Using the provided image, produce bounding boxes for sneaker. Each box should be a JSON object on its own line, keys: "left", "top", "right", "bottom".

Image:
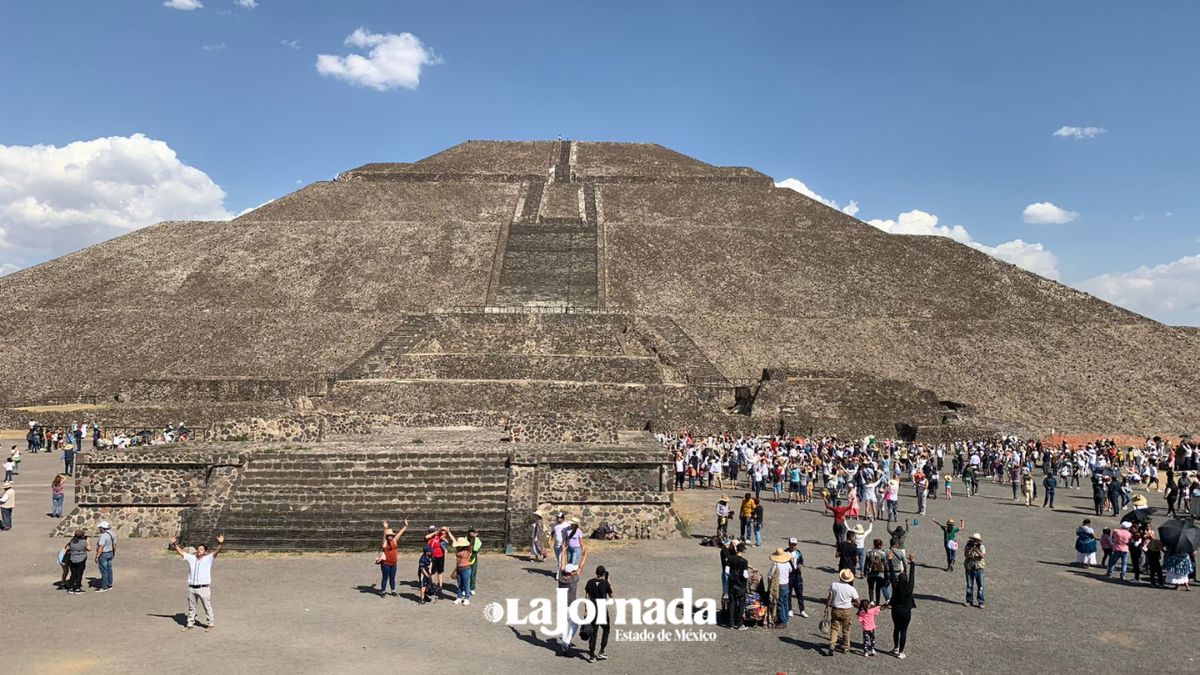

{"left": 453, "top": 598, "right": 463, "bottom": 605}
{"left": 587, "top": 656, "right": 597, "bottom": 663}
{"left": 799, "top": 610, "right": 809, "bottom": 618}
{"left": 597, "top": 653, "right": 607, "bottom": 660}
{"left": 898, "top": 653, "right": 907, "bottom": 659}
{"left": 97, "top": 588, "right": 109, "bottom": 593}
{"left": 789, "top": 610, "right": 796, "bottom": 617}
{"left": 978, "top": 604, "right": 985, "bottom": 609}
{"left": 205, "top": 626, "right": 215, "bottom": 633}
{"left": 463, "top": 599, "right": 470, "bottom": 606}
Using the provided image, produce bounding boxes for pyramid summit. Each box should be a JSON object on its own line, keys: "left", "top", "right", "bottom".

{"left": 1, "top": 139, "right": 1197, "bottom": 437}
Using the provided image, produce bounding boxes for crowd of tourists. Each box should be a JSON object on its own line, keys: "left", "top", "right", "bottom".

{"left": 661, "top": 430, "right": 1199, "bottom": 657}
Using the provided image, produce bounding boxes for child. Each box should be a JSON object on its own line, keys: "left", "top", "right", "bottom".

{"left": 856, "top": 598, "right": 881, "bottom": 657}
{"left": 1099, "top": 528, "right": 1113, "bottom": 568}
{"left": 418, "top": 547, "right": 435, "bottom": 605}
{"left": 944, "top": 474, "right": 953, "bottom": 500}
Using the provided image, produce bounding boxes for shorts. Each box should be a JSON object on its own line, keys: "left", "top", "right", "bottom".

{"left": 431, "top": 556, "right": 446, "bottom": 575}
{"left": 789, "top": 481, "right": 801, "bottom": 492}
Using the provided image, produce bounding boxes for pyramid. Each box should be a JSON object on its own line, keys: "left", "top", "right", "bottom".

{"left": 1, "top": 139, "right": 1197, "bottom": 437}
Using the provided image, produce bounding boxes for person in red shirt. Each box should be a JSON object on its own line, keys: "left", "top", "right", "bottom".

{"left": 824, "top": 494, "right": 853, "bottom": 545}
{"left": 1105, "top": 521, "right": 1133, "bottom": 580}
{"left": 424, "top": 525, "right": 453, "bottom": 598}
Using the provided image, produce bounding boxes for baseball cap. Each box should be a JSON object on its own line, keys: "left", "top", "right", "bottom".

{"left": 788, "top": 537, "right": 798, "bottom": 544}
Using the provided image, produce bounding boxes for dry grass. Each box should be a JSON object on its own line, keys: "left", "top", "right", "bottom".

{"left": 13, "top": 403, "right": 104, "bottom": 413}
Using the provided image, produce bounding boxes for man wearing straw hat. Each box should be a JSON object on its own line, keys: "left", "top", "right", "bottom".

{"left": 963, "top": 532, "right": 986, "bottom": 608}
{"left": 767, "top": 547, "right": 793, "bottom": 627}
{"left": 823, "top": 568, "right": 859, "bottom": 656}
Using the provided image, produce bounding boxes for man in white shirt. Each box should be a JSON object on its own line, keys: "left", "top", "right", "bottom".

{"left": 824, "top": 568, "right": 860, "bottom": 656}
{"left": 552, "top": 513, "right": 569, "bottom": 580}
{"left": 170, "top": 533, "right": 224, "bottom": 632}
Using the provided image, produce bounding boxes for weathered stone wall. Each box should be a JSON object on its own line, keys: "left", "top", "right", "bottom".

{"left": 506, "top": 415, "right": 618, "bottom": 444}
{"left": 119, "top": 377, "right": 331, "bottom": 403}
{"left": 53, "top": 506, "right": 191, "bottom": 538}
{"left": 377, "top": 353, "right": 662, "bottom": 384}
{"left": 76, "top": 466, "right": 206, "bottom": 505}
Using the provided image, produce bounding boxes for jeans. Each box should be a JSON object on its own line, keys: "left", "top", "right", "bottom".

{"left": 916, "top": 491, "right": 926, "bottom": 513}
{"left": 3, "top": 470, "right": 10, "bottom": 481}
{"left": 790, "top": 576, "right": 805, "bottom": 612}
{"left": 588, "top": 619, "right": 610, "bottom": 657}
{"left": 867, "top": 576, "right": 889, "bottom": 604}
{"left": 856, "top": 548, "right": 866, "bottom": 575}
{"left": 98, "top": 552, "right": 114, "bottom": 589}
{"left": 1, "top": 507, "right": 11, "bottom": 530}
{"left": 753, "top": 522, "right": 762, "bottom": 547}
{"left": 379, "top": 563, "right": 396, "bottom": 592}
{"left": 966, "top": 568, "right": 985, "bottom": 605}
{"left": 886, "top": 501, "right": 898, "bottom": 521}
{"left": 456, "top": 566, "right": 473, "bottom": 599}
{"left": 833, "top": 522, "right": 847, "bottom": 546}
{"left": 753, "top": 479, "right": 763, "bottom": 500}
{"left": 52, "top": 494, "right": 64, "bottom": 517}
{"left": 740, "top": 517, "right": 752, "bottom": 541}
{"left": 1106, "top": 551, "right": 1129, "bottom": 578}
{"left": 470, "top": 558, "right": 479, "bottom": 591}
{"left": 68, "top": 560, "right": 86, "bottom": 591}
{"left": 1043, "top": 489, "right": 1055, "bottom": 508}
{"left": 567, "top": 546, "right": 581, "bottom": 565}
{"left": 775, "top": 585, "right": 790, "bottom": 626}
{"left": 64, "top": 457, "right": 74, "bottom": 476}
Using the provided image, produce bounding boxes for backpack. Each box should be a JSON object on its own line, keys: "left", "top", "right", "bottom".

{"left": 866, "top": 550, "right": 885, "bottom": 574}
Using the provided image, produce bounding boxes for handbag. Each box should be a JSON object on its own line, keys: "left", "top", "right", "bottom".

{"left": 374, "top": 551, "right": 385, "bottom": 565}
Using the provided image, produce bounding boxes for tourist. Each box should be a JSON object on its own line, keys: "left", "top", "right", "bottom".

{"left": 9, "top": 446, "right": 19, "bottom": 476}
{"left": 378, "top": 519, "right": 408, "bottom": 596}
{"left": 913, "top": 470, "right": 928, "bottom": 515}
{"left": 673, "top": 451, "right": 685, "bottom": 491}
{"left": 50, "top": 474, "right": 66, "bottom": 518}
{"left": 963, "top": 533, "right": 986, "bottom": 608}
{"left": 467, "top": 527, "right": 482, "bottom": 594}
{"left": 1163, "top": 543, "right": 1193, "bottom": 590}
{"left": 452, "top": 536, "right": 473, "bottom": 605}
{"left": 751, "top": 498, "right": 764, "bottom": 547}
{"left": 64, "top": 529, "right": 90, "bottom": 593}
{"left": 1092, "top": 475, "right": 1106, "bottom": 515}
{"left": 1042, "top": 472, "right": 1058, "bottom": 508}
{"left": 786, "top": 537, "right": 808, "bottom": 618}
{"left": 883, "top": 479, "right": 900, "bottom": 521}
{"left": 824, "top": 493, "right": 853, "bottom": 545}
{"left": 417, "top": 547, "right": 435, "bottom": 604}
{"left": 856, "top": 598, "right": 881, "bottom": 657}
{"left": 1099, "top": 528, "right": 1113, "bottom": 568}
{"left": 932, "top": 517, "right": 962, "bottom": 572}
{"left": 823, "top": 568, "right": 859, "bottom": 656}
{"left": 552, "top": 512, "right": 569, "bottom": 580}
{"left": 425, "top": 525, "right": 451, "bottom": 595}
{"left": 63, "top": 442, "right": 75, "bottom": 477}
{"left": 787, "top": 463, "right": 802, "bottom": 503}
{"left": 851, "top": 523, "right": 872, "bottom": 577}
{"left": 584, "top": 566, "right": 612, "bottom": 662}
{"left": 715, "top": 494, "right": 731, "bottom": 538}
{"left": 739, "top": 493, "right": 756, "bottom": 541}
{"left": 3, "top": 455, "right": 13, "bottom": 482}
{"left": 864, "top": 538, "right": 889, "bottom": 604}
{"left": 562, "top": 517, "right": 585, "bottom": 566}
{"left": 835, "top": 531, "right": 858, "bottom": 575}
{"left": 56, "top": 542, "right": 69, "bottom": 588}
{"left": 95, "top": 520, "right": 116, "bottom": 592}
{"left": 1145, "top": 537, "right": 1165, "bottom": 587}
{"left": 0, "top": 480, "right": 14, "bottom": 531}
{"left": 557, "top": 555, "right": 588, "bottom": 656}
{"left": 726, "top": 542, "right": 750, "bottom": 630}
{"left": 530, "top": 512, "right": 547, "bottom": 562}
{"left": 1021, "top": 469, "right": 1035, "bottom": 506}
{"left": 888, "top": 552, "right": 917, "bottom": 659}
{"left": 1105, "top": 522, "right": 1132, "bottom": 580}
{"left": 170, "top": 533, "right": 224, "bottom": 631}
{"left": 767, "top": 547, "right": 792, "bottom": 627}
{"left": 944, "top": 474, "right": 953, "bottom": 500}
{"left": 1074, "top": 519, "right": 1098, "bottom": 567}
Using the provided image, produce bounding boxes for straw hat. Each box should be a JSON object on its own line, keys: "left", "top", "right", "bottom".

{"left": 1130, "top": 494, "right": 1148, "bottom": 507}
{"left": 719, "top": 494, "right": 729, "bottom": 501}
{"left": 944, "top": 475, "right": 952, "bottom": 482}
{"left": 1, "top": 481, "right": 10, "bottom": 489}
{"left": 888, "top": 479, "right": 899, "bottom": 488}
{"left": 946, "top": 518, "right": 956, "bottom": 524}
{"left": 770, "top": 547, "right": 792, "bottom": 563}
{"left": 969, "top": 532, "right": 982, "bottom": 541}
{"left": 453, "top": 537, "right": 470, "bottom": 547}
{"left": 852, "top": 524, "right": 865, "bottom": 535}
{"left": 569, "top": 517, "right": 580, "bottom": 525}
{"left": 838, "top": 569, "right": 854, "bottom": 582}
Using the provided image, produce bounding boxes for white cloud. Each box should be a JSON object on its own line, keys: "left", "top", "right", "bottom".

{"left": 868, "top": 209, "right": 1060, "bottom": 280}
{"left": 1053, "top": 126, "right": 1106, "bottom": 140}
{"left": 1078, "top": 255, "right": 1200, "bottom": 325}
{"left": 0, "top": 263, "right": 18, "bottom": 276}
{"left": 201, "top": 43, "right": 227, "bottom": 52}
{"left": 235, "top": 0, "right": 258, "bottom": 7}
{"left": 281, "top": 39, "right": 301, "bottom": 50}
{"left": 1133, "top": 214, "right": 1145, "bottom": 221}
{"left": 316, "top": 28, "right": 440, "bottom": 91}
{"left": 775, "top": 178, "right": 859, "bottom": 217}
{"left": 1165, "top": 211, "right": 1173, "bottom": 217}
{"left": 1022, "top": 201, "right": 1079, "bottom": 224}
{"left": 164, "top": 0, "right": 203, "bottom": 10}
{"left": 0, "top": 134, "right": 229, "bottom": 273}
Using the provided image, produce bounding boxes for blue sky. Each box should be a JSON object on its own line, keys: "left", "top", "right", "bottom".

{"left": 1, "top": 1, "right": 1197, "bottom": 324}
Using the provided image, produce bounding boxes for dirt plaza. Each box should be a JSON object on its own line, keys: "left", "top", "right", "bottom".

{"left": 2, "top": 448, "right": 1196, "bottom": 675}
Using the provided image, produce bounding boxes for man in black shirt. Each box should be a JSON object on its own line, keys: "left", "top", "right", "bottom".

{"left": 835, "top": 532, "right": 858, "bottom": 573}
{"left": 726, "top": 543, "right": 750, "bottom": 629}
{"left": 584, "top": 566, "right": 613, "bottom": 662}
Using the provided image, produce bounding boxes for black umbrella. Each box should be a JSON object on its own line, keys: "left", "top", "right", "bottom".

{"left": 1099, "top": 467, "right": 1120, "bottom": 479}
{"left": 1121, "top": 507, "right": 1156, "bottom": 524}
{"left": 1158, "top": 519, "right": 1200, "bottom": 555}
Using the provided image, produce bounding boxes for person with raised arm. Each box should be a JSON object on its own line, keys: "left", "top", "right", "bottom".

{"left": 170, "top": 533, "right": 224, "bottom": 632}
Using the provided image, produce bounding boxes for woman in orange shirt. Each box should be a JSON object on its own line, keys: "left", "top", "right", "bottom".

{"left": 378, "top": 519, "right": 407, "bottom": 596}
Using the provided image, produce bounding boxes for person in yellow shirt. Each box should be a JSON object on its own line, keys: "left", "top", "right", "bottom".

{"left": 739, "top": 493, "right": 757, "bottom": 541}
